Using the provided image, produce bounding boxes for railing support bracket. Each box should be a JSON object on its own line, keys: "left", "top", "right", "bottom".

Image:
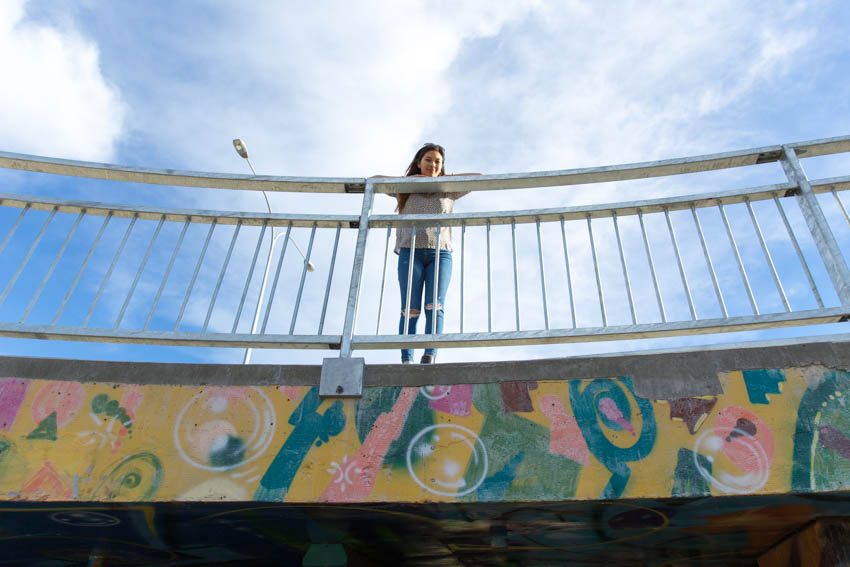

{"left": 320, "top": 357, "right": 364, "bottom": 398}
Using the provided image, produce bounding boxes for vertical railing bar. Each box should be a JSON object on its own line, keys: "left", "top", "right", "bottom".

{"left": 202, "top": 221, "right": 243, "bottom": 332}
{"left": 403, "top": 226, "right": 416, "bottom": 336}
{"left": 511, "top": 219, "right": 521, "bottom": 330}
{"left": 431, "top": 224, "right": 442, "bottom": 335}
{"left": 690, "top": 205, "right": 728, "bottom": 317}
{"left": 665, "top": 208, "right": 697, "bottom": 320}
{"left": 460, "top": 222, "right": 465, "bottom": 333}
{"left": 21, "top": 210, "right": 85, "bottom": 323}
{"left": 638, "top": 209, "right": 666, "bottom": 323}
{"left": 0, "top": 204, "right": 31, "bottom": 256}
{"left": 431, "top": 225, "right": 442, "bottom": 334}
{"left": 535, "top": 218, "right": 550, "bottom": 330}
{"left": 586, "top": 214, "right": 607, "bottom": 327}
{"left": 289, "top": 222, "right": 317, "bottom": 334}
{"left": 173, "top": 219, "right": 217, "bottom": 331}
{"left": 486, "top": 220, "right": 492, "bottom": 332}
{"left": 718, "top": 201, "right": 759, "bottom": 315}
{"left": 832, "top": 189, "right": 850, "bottom": 227}
{"left": 259, "top": 223, "right": 291, "bottom": 334}
{"left": 745, "top": 197, "right": 790, "bottom": 312}
{"left": 318, "top": 223, "right": 342, "bottom": 335}
{"left": 612, "top": 212, "right": 636, "bottom": 325}
{"left": 781, "top": 146, "right": 850, "bottom": 305}
{"left": 146, "top": 218, "right": 190, "bottom": 330}
{"left": 114, "top": 216, "right": 165, "bottom": 328}
{"left": 375, "top": 224, "right": 392, "bottom": 334}
{"left": 231, "top": 221, "right": 268, "bottom": 334}
{"left": 560, "top": 216, "right": 576, "bottom": 328}
{"left": 773, "top": 195, "right": 823, "bottom": 309}
{"left": 84, "top": 214, "right": 137, "bottom": 327}
{"left": 0, "top": 206, "right": 57, "bottom": 307}
{"left": 339, "top": 181, "right": 376, "bottom": 356}
{"left": 53, "top": 212, "right": 112, "bottom": 324}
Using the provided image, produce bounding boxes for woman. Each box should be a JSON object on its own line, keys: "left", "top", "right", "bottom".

{"left": 392, "top": 143, "right": 478, "bottom": 364}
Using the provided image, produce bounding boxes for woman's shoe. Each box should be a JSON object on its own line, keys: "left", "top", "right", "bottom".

{"left": 420, "top": 354, "right": 434, "bottom": 364}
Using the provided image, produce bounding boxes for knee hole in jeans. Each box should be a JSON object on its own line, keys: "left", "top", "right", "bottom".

{"left": 401, "top": 308, "right": 420, "bottom": 317}
{"left": 424, "top": 303, "right": 443, "bottom": 312}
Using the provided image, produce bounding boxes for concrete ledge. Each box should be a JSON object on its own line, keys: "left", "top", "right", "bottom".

{"left": 1, "top": 334, "right": 849, "bottom": 398}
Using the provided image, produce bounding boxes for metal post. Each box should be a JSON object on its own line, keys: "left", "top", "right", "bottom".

{"left": 638, "top": 209, "right": 666, "bottom": 322}
{"left": 322, "top": 179, "right": 373, "bottom": 397}
{"left": 289, "top": 222, "right": 318, "bottom": 334}
{"left": 535, "top": 218, "right": 550, "bottom": 330}
{"left": 375, "top": 224, "right": 392, "bottom": 334}
{"left": 773, "top": 195, "right": 823, "bottom": 308}
{"left": 431, "top": 224, "right": 442, "bottom": 335}
{"left": 147, "top": 218, "right": 191, "bottom": 330}
{"left": 403, "top": 226, "right": 416, "bottom": 336}
{"left": 460, "top": 222, "right": 466, "bottom": 333}
{"left": 486, "top": 220, "right": 492, "bottom": 332}
{"left": 665, "top": 208, "right": 697, "bottom": 320}
{"left": 587, "top": 215, "right": 607, "bottom": 326}
{"left": 612, "top": 212, "right": 636, "bottom": 325}
{"left": 691, "top": 205, "right": 727, "bottom": 317}
{"left": 22, "top": 210, "right": 85, "bottom": 323}
{"left": 319, "top": 223, "right": 342, "bottom": 335}
{"left": 745, "top": 197, "right": 790, "bottom": 312}
{"left": 511, "top": 219, "right": 521, "bottom": 330}
{"left": 781, "top": 145, "right": 850, "bottom": 305}
{"left": 560, "top": 216, "right": 576, "bottom": 328}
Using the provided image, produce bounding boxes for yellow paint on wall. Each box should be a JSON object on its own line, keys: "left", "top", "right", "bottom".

{"left": 0, "top": 365, "right": 843, "bottom": 504}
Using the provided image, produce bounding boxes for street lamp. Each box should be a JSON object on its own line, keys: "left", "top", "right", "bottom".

{"left": 233, "top": 138, "right": 315, "bottom": 363}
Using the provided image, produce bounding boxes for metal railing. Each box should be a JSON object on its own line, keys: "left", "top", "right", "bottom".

{"left": 0, "top": 137, "right": 848, "bottom": 372}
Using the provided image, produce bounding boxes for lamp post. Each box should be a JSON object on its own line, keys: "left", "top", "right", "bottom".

{"left": 233, "top": 138, "right": 314, "bottom": 364}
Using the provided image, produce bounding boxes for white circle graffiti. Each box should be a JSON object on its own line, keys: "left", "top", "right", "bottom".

{"left": 693, "top": 427, "right": 770, "bottom": 494}
{"left": 406, "top": 424, "right": 488, "bottom": 497}
{"left": 174, "top": 387, "right": 276, "bottom": 472}
{"left": 419, "top": 385, "right": 451, "bottom": 400}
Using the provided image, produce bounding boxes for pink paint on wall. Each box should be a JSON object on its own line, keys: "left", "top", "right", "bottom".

{"left": 0, "top": 378, "right": 29, "bottom": 430}
{"left": 541, "top": 394, "right": 590, "bottom": 465}
{"left": 713, "top": 406, "right": 774, "bottom": 473}
{"left": 598, "top": 396, "right": 635, "bottom": 436}
{"left": 276, "top": 386, "right": 303, "bottom": 403}
{"left": 429, "top": 384, "right": 473, "bottom": 416}
{"left": 31, "top": 382, "right": 85, "bottom": 428}
{"left": 320, "top": 387, "right": 418, "bottom": 502}
{"left": 119, "top": 385, "right": 144, "bottom": 420}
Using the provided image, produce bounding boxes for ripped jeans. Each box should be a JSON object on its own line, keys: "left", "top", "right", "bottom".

{"left": 398, "top": 248, "right": 452, "bottom": 362}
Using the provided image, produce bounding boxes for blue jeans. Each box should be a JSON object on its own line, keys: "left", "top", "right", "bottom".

{"left": 398, "top": 248, "right": 452, "bottom": 362}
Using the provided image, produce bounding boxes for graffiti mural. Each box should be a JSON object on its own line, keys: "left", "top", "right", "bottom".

{"left": 0, "top": 366, "right": 846, "bottom": 504}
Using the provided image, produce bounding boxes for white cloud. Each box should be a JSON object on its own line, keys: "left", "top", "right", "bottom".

{"left": 0, "top": 0, "right": 125, "bottom": 160}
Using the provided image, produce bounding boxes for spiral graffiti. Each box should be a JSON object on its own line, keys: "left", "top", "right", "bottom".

{"left": 93, "top": 452, "right": 163, "bottom": 500}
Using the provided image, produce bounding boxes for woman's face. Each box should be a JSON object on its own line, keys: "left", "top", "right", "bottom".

{"left": 418, "top": 150, "right": 444, "bottom": 177}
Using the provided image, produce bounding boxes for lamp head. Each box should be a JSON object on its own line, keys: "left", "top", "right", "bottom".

{"left": 232, "top": 139, "right": 249, "bottom": 159}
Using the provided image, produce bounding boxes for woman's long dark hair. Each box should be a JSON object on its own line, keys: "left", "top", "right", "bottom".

{"left": 396, "top": 143, "right": 445, "bottom": 212}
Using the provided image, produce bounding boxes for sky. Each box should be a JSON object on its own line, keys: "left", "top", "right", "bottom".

{"left": 0, "top": 0, "right": 848, "bottom": 365}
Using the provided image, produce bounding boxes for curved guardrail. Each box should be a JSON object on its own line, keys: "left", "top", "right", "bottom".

{"left": 0, "top": 136, "right": 848, "bottom": 390}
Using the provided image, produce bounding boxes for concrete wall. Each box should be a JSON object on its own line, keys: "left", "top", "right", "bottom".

{"left": 1, "top": 338, "right": 849, "bottom": 505}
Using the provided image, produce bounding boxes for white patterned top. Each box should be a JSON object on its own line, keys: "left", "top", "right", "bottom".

{"left": 394, "top": 192, "right": 468, "bottom": 254}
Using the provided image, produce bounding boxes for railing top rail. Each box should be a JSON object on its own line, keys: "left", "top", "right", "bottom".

{"left": 0, "top": 151, "right": 363, "bottom": 194}
{"left": 371, "top": 181, "right": 801, "bottom": 227}
{"left": 0, "top": 191, "right": 359, "bottom": 228}
{"left": 2, "top": 134, "right": 848, "bottom": 195}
